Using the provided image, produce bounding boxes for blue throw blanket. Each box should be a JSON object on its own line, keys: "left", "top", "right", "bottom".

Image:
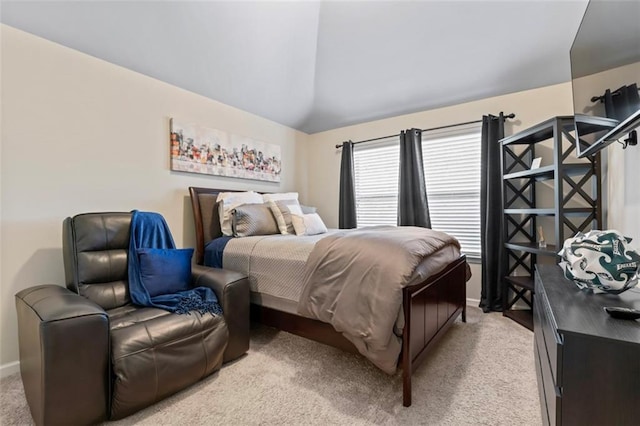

{"left": 128, "top": 210, "right": 222, "bottom": 315}
{"left": 204, "top": 236, "right": 233, "bottom": 268}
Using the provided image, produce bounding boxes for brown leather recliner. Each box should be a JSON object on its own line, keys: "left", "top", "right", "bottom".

{"left": 15, "top": 212, "right": 250, "bottom": 425}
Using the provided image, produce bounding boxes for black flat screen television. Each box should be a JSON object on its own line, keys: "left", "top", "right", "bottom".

{"left": 570, "top": 0, "right": 640, "bottom": 158}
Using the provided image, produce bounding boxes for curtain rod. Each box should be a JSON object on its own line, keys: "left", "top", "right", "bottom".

{"left": 334, "top": 112, "right": 516, "bottom": 149}
{"left": 591, "top": 86, "right": 640, "bottom": 103}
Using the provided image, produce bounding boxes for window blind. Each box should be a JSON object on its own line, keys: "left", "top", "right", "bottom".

{"left": 353, "top": 137, "right": 400, "bottom": 227}
{"left": 422, "top": 124, "right": 482, "bottom": 260}
{"left": 352, "top": 123, "right": 481, "bottom": 260}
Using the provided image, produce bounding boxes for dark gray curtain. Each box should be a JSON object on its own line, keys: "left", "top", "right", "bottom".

{"left": 479, "top": 114, "right": 506, "bottom": 313}
{"left": 339, "top": 141, "right": 357, "bottom": 229}
{"left": 398, "top": 128, "right": 431, "bottom": 228}
{"left": 604, "top": 84, "right": 640, "bottom": 122}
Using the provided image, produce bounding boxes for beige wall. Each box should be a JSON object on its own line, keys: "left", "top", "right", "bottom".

{"left": 607, "top": 140, "right": 640, "bottom": 243}
{"left": 0, "top": 26, "right": 308, "bottom": 370}
{"left": 306, "top": 83, "right": 576, "bottom": 301}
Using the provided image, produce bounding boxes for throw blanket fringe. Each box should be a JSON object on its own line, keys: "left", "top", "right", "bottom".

{"left": 174, "top": 289, "right": 223, "bottom": 315}
{"left": 128, "top": 210, "right": 222, "bottom": 315}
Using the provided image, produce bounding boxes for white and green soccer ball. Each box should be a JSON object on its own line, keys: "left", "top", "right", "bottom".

{"left": 558, "top": 230, "right": 640, "bottom": 294}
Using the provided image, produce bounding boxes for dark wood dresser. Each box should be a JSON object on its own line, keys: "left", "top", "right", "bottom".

{"left": 534, "top": 264, "right": 640, "bottom": 426}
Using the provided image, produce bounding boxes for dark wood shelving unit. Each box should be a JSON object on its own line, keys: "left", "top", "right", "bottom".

{"left": 504, "top": 309, "right": 534, "bottom": 330}
{"left": 500, "top": 116, "right": 603, "bottom": 331}
{"left": 504, "top": 276, "right": 535, "bottom": 291}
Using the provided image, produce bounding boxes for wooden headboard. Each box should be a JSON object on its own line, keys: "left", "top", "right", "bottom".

{"left": 189, "top": 187, "right": 273, "bottom": 265}
{"left": 189, "top": 187, "right": 230, "bottom": 265}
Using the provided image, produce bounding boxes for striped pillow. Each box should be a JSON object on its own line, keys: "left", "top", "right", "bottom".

{"left": 268, "top": 199, "right": 303, "bottom": 234}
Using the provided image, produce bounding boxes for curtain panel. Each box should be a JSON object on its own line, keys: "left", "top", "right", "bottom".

{"left": 603, "top": 83, "right": 640, "bottom": 122}
{"left": 339, "top": 140, "right": 357, "bottom": 229}
{"left": 398, "top": 128, "right": 431, "bottom": 228}
{"left": 479, "top": 114, "right": 506, "bottom": 313}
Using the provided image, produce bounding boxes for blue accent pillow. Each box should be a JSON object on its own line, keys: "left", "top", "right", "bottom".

{"left": 137, "top": 248, "right": 194, "bottom": 297}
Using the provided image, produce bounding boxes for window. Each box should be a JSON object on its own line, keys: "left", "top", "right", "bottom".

{"left": 353, "top": 123, "right": 482, "bottom": 260}
{"left": 353, "top": 137, "right": 399, "bottom": 227}
{"left": 422, "top": 125, "right": 482, "bottom": 260}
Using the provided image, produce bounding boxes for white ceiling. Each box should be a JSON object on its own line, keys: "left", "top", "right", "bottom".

{"left": 1, "top": 0, "right": 590, "bottom": 134}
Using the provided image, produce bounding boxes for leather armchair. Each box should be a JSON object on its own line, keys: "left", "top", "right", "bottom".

{"left": 15, "top": 212, "right": 249, "bottom": 425}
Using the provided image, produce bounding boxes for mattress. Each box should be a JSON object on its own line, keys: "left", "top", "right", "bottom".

{"left": 208, "top": 231, "right": 341, "bottom": 313}
{"left": 205, "top": 229, "right": 461, "bottom": 315}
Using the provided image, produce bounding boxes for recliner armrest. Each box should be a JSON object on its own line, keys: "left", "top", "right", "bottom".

{"left": 15, "top": 285, "right": 110, "bottom": 425}
{"left": 192, "top": 265, "right": 249, "bottom": 362}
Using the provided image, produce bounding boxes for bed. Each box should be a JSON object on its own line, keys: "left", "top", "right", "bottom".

{"left": 189, "top": 186, "right": 469, "bottom": 407}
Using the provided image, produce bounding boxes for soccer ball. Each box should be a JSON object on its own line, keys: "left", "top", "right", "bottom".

{"left": 558, "top": 230, "right": 640, "bottom": 294}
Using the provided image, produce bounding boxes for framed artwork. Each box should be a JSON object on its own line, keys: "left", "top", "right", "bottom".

{"left": 170, "top": 118, "right": 282, "bottom": 182}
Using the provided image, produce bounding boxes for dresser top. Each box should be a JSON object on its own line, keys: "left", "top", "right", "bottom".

{"left": 537, "top": 264, "right": 640, "bottom": 344}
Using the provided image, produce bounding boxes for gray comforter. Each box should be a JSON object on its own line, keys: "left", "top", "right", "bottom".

{"left": 297, "top": 226, "right": 461, "bottom": 374}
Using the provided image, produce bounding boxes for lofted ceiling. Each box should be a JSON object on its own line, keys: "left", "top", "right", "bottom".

{"left": 1, "top": 0, "right": 590, "bottom": 134}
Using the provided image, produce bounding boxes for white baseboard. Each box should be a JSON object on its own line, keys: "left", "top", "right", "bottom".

{"left": 466, "top": 298, "right": 480, "bottom": 306}
{"left": 0, "top": 361, "right": 20, "bottom": 378}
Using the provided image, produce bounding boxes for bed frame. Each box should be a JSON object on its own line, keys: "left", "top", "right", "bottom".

{"left": 189, "top": 186, "right": 468, "bottom": 407}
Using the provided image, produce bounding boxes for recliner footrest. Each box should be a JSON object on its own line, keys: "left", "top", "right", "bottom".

{"left": 108, "top": 306, "right": 228, "bottom": 419}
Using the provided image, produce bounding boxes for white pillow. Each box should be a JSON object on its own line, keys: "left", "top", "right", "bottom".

{"left": 216, "top": 191, "right": 263, "bottom": 236}
{"left": 291, "top": 213, "right": 328, "bottom": 236}
{"left": 262, "top": 192, "right": 299, "bottom": 203}
{"left": 288, "top": 202, "right": 303, "bottom": 216}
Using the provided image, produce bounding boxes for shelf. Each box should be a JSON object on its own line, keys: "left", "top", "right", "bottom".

{"left": 505, "top": 276, "right": 535, "bottom": 292}
{"left": 504, "top": 208, "right": 555, "bottom": 215}
{"left": 563, "top": 207, "right": 595, "bottom": 216}
{"left": 500, "top": 116, "right": 573, "bottom": 146}
{"left": 503, "top": 309, "right": 533, "bottom": 331}
{"left": 503, "top": 165, "right": 555, "bottom": 180}
{"left": 505, "top": 242, "right": 558, "bottom": 256}
{"left": 500, "top": 115, "right": 617, "bottom": 146}
{"left": 503, "top": 163, "right": 592, "bottom": 181}
{"left": 503, "top": 207, "right": 594, "bottom": 216}
{"left": 562, "top": 163, "right": 594, "bottom": 175}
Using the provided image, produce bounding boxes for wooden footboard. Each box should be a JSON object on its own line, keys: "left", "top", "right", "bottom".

{"left": 401, "top": 255, "right": 467, "bottom": 406}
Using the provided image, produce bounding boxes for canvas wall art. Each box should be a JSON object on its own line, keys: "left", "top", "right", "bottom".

{"left": 170, "top": 118, "right": 282, "bottom": 182}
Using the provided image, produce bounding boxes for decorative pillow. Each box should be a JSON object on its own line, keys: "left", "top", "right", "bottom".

{"left": 291, "top": 213, "right": 328, "bottom": 236}
{"left": 268, "top": 199, "right": 303, "bottom": 234}
{"left": 262, "top": 192, "right": 299, "bottom": 203}
{"left": 300, "top": 205, "right": 317, "bottom": 214}
{"left": 231, "top": 203, "right": 279, "bottom": 237}
{"left": 137, "top": 248, "right": 194, "bottom": 297}
{"left": 216, "top": 191, "right": 263, "bottom": 236}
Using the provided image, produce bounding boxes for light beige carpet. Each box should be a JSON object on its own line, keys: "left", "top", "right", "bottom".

{"left": 0, "top": 307, "right": 541, "bottom": 425}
